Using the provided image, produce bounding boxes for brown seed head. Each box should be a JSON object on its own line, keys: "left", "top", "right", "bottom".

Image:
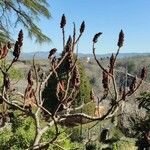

{"left": 93, "top": 32, "right": 102, "bottom": 43}
{"left": 72, "top": 66, "right": 80, "bottom": 88}
{"left": 48, "top": 48, "right": 57, "bottom": 59}
{"left": 13, "top": 30, "right": 23, "bottom": 60}
{"left": 102, "top": 71, "right": 109, "bottom": 89}
{"left": 117, "top": 30, "right": 124, "bottom": 48}
{"left": 27, "top": 69, "right": 34, "bottom": 86}
{"left": 141, "top": 67, "right": 147, "bottom": 79}
{"left": 110, "top": 53, "right": 115, "bottom": 66}
{"left": 80, "top": 21, "right": 85, "bottom": 34}
{"left": 13, "top": 41, "right": 20, "bottom": 59}
{"left": 129, "top": 77, "right": 136, "bottom": 93}
{"left": 109, "top": 53, "right": 115, "bottom": 74}
{"left": 1, "top": 45, "right": 8, "bottom": 59}
{"left": 60, "top": 14, "right": 66, "bottom": 28}
{"left": 18, "top": 30, "right": 23, "bottom": 47}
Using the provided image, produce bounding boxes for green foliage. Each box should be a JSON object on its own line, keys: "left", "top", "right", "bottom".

{"left": 127, "top": 61, "right": 136, "bottom": 74}
{"left": 112, "top": 138, "right": 137, "bottom": 150}
{"left": 42, "top": 71, "right": 65, "bottom": 114}
{"left": 11, "top": 116, "right": 35, "bottom": 149}
{"left": 110, "top": 127, "right": 124, "bottom": 141}
{"left": 0, "top": 112, "right": 82, "bottom": 150}
{"left": 82, "top": 102, "right": 95, "bottom": 116}
{"left": 69, "top": 126, "right": 83, "bottom": 142}
{"left": 86, "top": 142, "right": 97, "bottom": 150}
{"left": 0, "top": 113, "right": 35, "bottom": 149}
{"left": 0, "top": 67, "right": 23, "bottom": 85}
{"left": 137, "top": 92, "right": 150, "bottom": 113}
{"left": 42, "top": 126, "right": 82, "bottom": 150}
{"left": 9, "top": 67, "right": 23, "bottom": 80}
{"left": 0, "top": 124, "right": 13, "bottom": 150}
{"left": 0, "top": 0, "right": 51, "bottom": 43}
{"left": 75, "top": 61, "right": 92, "bottom": 106}
{"left": 116, "top": 61, "right": 136, "bottom": 74}
{"left": 129, "top": 115, "right": 150, "bottom": 140}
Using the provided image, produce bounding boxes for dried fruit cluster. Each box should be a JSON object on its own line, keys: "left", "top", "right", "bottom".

{"left": 0, "top": 44, "right": 9, "bottom": 59}
{"left": 109, "top": 54, "right": 115, "bottom": 75}
{"left": 0, "top": 30, "right": 23, "bottom": 60}
{"left": 60, "top": 14, "right": 66, "bottom": 29}
{"left": 48, "top": 48, "right": 57, "bottom": 60}
{"left": 141, "top": 67, "right": 147, "bottom": 80}
{"left": 24, "top": 69, "right": 35, "bottom": 107}
{"left": 102, "top": 70, "right": 109, "bottom": 97}
{"left": 13, "top": 30, "right": 23, "bottom": 61}
{"left": 93, "top": 32, "right": 102, "bottom": 43}
{"left": 129, "top": 77, "right": 136, "bottom": 93}
{"left": 80, "top": 21, "right": 85, "bottom": 34}
{"left": 65, "top": 36, "right": 74, "bottom": 71}
{"left": 72, "top": 66, "right": 80, "bottom": 89}
{"left": 117, "top": 29, "right": 124, "bottom": 48}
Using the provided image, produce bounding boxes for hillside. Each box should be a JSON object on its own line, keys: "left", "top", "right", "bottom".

{"left": 9, "top": 51, "right": 150, "bottom": 60}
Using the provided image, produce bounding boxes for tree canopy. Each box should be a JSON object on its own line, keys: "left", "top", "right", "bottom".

{"left": 0, "top": 0, "right": 51, "bottom": 43}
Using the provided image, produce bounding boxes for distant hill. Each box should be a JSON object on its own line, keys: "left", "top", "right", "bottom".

{"left": 11, "top": 51, "right": 150, "bottom": 60}
{"left": 78, "top": 52, "right": 150, "bottom": 59}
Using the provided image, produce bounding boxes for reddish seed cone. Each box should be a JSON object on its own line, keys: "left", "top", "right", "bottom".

{"left": 60, "top": 14, "right": 66, "bottom": 28}
{"left": 117, "top": 30, "right": 124, "bottom": 48}
{"left": 1, "top": 45, "right": 8, "bottom": 59}
{"left": 93, "top": 32, "right": 102, "bottom": 43}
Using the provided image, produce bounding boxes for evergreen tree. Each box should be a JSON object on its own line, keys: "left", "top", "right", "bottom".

{"left": 0, "top": 0, "right": 51, "bottom": 43}
{"left": 42, "top": 56, "right": 92, "bottom": 114}
{"left": 75, "top": 61, "right": 92, "bottom": 106}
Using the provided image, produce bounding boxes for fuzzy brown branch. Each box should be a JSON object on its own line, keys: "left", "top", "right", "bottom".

{"left": 60, "top": 14, "right": 66, "bottom": 49}
{"left": 33, "top": 52, "right": 39, "bottom": 94}
{"left": 59, "top": 103, "right": 116, "bottom": 124}
{"left": 127, "top": 79, "right": 143, "bottom": 97}
{"left": 92, "top": 42, "right": 112, "bottom": 77}
{"left": 93, "top": 39, "right": 118, "bottom": 102}
{"left": 72, "top": 22, "right": 76, "bottom": 52}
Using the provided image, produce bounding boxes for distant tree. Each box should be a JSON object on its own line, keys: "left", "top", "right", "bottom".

{"left": 0, "top": 0, "right": 51, "bottom": 43}
{"left": 127, "top": 61, "right": 136, "bottom": 74}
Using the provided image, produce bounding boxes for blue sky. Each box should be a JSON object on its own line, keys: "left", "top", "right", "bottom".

{"left": 19, "top": 0, "right": 150, "bottom": 54}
